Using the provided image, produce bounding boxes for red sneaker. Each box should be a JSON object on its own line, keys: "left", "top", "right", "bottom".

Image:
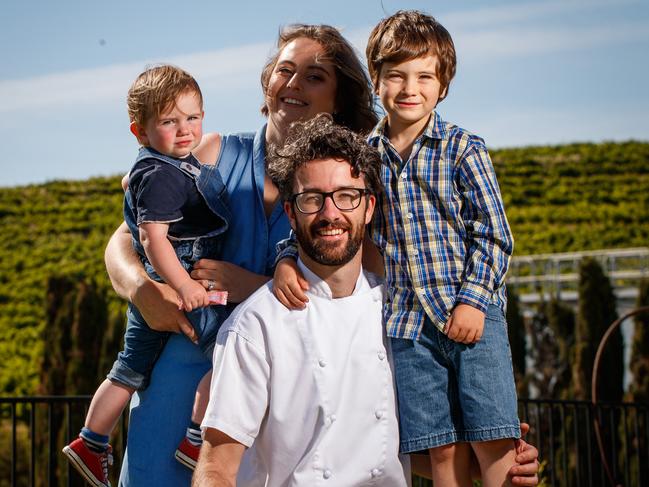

{"left": 62, "top": 437, "right": 113, "bottom": 487}
{"left": 175, "top": 437, "right": 200, "bottom": 470}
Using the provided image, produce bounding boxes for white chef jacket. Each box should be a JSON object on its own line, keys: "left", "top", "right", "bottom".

{"left": 202, "top": 260, "right": 410, "bottom": 486}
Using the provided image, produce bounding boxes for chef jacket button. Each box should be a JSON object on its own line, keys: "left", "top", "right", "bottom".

{"left": 323, "top": 469, "right": 332, "bottom": 479}
{"left": 330, "top": 414, "right": 336, "bottom": 422}
{"left": 371, "top": 468, "right": 381, "bottom": 478}
{"left": 318, "top": 359, "right": 327, "bottom": 367}
{"left": 375, "top": 410, "right": 384, "bottom": 419}
{"left": 377, "top": 351, "right": 386, "bottom": 360}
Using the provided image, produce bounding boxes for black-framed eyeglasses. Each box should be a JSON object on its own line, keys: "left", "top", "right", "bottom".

{"left": 291, "top": 188, "right": 371, "bottom": 214}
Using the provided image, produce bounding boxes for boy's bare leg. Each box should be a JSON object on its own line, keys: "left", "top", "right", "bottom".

{"left": 85, "top": 379, "right": 134, "bottom": 435}
{"left": 429, "top": 442, "right": 473, "bottom": 487}
{"left": 472, "top": 438, "right": 517, "bottom": 487}
{"left": 191, "top": 370, "right": 212, "bottom": 424}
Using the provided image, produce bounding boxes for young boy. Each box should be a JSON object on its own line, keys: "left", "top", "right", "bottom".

{"left": 63, "top": 65, "right": 229, "bottom": 486}
{"left": 275, "top": 10, "right": 520, "bottom": 486}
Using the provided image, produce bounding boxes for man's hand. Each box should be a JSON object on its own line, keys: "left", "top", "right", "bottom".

{"left": 272, "top": 258, "right": 309, "bottom": 310}
{"left": 509, "top": 422, "right": 540, "bottom": 485}
{"left": 445, "top": 303, "right": 485, "bottom": 344}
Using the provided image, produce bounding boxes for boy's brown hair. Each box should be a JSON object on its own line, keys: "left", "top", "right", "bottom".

{"left": 366, "top": 10, "right": 456, "bottom": 102}
{"left": 127, "top": 65, "right": 203, "bottom": 127}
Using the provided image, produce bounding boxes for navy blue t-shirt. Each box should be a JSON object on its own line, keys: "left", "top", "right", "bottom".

{"left": 128, "top": 154, "right": 224, "bottom": 238}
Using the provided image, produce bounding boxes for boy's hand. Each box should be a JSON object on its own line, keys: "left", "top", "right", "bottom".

{"left": 177, "top": 279, "right": 210, "bottom": 312}
{"left": 445, "top": 304, "right": 485, "bottom": 344}
{"left": 272, "top": 258, "right": 309, "bottom": 310}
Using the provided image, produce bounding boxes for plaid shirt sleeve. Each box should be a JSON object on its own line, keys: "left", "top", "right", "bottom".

{"left": 455, "top": 141, "right": 514, "bottom": 312}
{"left": 274, "top": 230, "right": 298, "bottom": 266}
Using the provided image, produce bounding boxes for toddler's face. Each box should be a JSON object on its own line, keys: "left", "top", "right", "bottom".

{"left": 137, "top": 91, "right": 203, "bottom": 158}
{"left": 376, "top": 54, "right": 444, "bottom": 131}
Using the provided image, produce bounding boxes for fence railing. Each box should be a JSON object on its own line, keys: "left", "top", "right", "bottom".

{"left": 0, "top": 395, "right": 127, "bottom": 487}
{"left": 2, "top": 396, "right": 647, "bottom": 486}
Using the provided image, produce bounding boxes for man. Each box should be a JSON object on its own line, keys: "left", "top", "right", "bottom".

{"left": 193, "top": 115, "right": 538, "bottom": 486}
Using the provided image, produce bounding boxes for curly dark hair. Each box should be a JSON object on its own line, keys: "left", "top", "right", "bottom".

{"left": 267, "top": 114, "right": 383, "bottom": 201}
{"left": 260, "top": 24, "right": 378, "bottom": 134}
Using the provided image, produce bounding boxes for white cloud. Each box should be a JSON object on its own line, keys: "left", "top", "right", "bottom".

{"left": 0, "top": 42, "right": 272, "bottom": 113}
{"left": 456, "top": 21, "right": 649, "bottom": 62}
{"left": 0, "top": 0, "right": 646, "bottom": 114}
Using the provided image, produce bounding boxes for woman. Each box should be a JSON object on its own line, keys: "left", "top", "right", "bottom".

{"left": 106, "top": 24, "right": 539, "bottom": 486}
{"left": 106, "top": 25, "right": 377, "bottom": 486}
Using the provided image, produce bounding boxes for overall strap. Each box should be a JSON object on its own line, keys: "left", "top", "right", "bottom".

{"left": 134, "top": 146, "right": 201, "bottom": 180}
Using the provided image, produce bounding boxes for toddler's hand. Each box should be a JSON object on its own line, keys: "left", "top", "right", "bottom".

{"left": 445, "top": 304, "right": 485, "bottom": 344}
{"left": 272, "top": 258, "right": 309, "bottom": 310}
{"left": 177, "top": 279, "right": 210, "bottom": 312}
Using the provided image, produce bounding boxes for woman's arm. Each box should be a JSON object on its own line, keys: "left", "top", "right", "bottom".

{"left": 194, "top": 133, "right": 222, "bottom": 165}
{"left": 104, "top": 222, "right": 197, "bottom": 340}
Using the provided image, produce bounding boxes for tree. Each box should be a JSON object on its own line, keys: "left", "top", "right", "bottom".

{"left": 572, "top": 257, "right": 623, "bottom": 402}
{"left": 628, "top": 279, "right": 649, "bottom": 403}
{"left": 38, "top": 275, "right": 118, "bottom": 486}
{"left": 506, "top": 287, "right": 527, "bottom": 395}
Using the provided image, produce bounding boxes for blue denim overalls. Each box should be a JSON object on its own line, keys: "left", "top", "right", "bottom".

{"left": 108, "top": 146, "right": 231, "bottom": 390}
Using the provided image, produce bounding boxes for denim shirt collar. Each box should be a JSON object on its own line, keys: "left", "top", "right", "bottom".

{"left": 253, "top": 124, "right": 285, "bottom": 226}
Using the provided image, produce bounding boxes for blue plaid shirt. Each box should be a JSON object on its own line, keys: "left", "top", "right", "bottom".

{"left": 368, "top": 112, "right": 514, "bottom": 340}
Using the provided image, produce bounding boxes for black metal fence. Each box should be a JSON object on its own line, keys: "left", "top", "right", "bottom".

{"left": 0, "top": 396, "right": 127, "bottom": 487}
{"left": 1, "top": 396, "right": 647, "bottom": 486}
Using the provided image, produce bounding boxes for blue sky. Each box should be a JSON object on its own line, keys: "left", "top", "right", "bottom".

{"left": 1, "top": 0, "right": 648, "bottom": 187}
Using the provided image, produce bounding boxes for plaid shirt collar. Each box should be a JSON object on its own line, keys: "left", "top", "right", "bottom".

{"left": 367, "top": 111, "right": 447, "bottom": 146}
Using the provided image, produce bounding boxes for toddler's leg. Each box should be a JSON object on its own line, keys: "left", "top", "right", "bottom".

{"left": 471, "top": 438, "right": 517, "bottom": 487}
{"left": 429, "top": 442, "right": 473, "bottom": 487}
{"left": 192, "top": 369, "right": 212, "bottom": 424}
{"left": 85, "top": 378, "right": 135, "bottom": 435}
{"left": 63, "top": 379, "right": 133, "bottom": 487}
{"left": 175, "top": 369, "right": 212, "bottom": 470}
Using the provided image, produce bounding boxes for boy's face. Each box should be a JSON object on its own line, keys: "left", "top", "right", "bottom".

{"left": 131, "top": 90, "right": 203, "bottom": 158}
{"left": 376, "top": 54, "right": 444, "bottom": 132}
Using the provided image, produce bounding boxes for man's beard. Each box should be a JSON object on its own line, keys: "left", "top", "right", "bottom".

{"left": 295, "top": 219, "right": 364, "bottom": 266}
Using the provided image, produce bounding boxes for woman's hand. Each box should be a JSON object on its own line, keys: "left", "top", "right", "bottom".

{"left": 104, "top": 222, "right": 197, "bottom": 342}
{"left": 272, "top": 258, "right": 309, "bottom": 309}
{"left": 510, "top": 422, "right": 540, "bottom": 486}
{"left": 191, "top": 260, "right": 270, "bottom": 303}
{"left": 132, "top": 278, "right": 198, "bottom": 342}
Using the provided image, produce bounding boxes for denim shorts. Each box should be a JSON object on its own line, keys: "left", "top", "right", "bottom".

{"left": 391, "top": 304, "right": 520, "bottom": 453}
{"left": 107, "top": 302, "right": 228, "bottom": 390}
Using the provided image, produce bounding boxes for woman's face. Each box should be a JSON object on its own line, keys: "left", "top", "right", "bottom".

{"left": 265, "top": 37, "right": 337, "bottom": 138}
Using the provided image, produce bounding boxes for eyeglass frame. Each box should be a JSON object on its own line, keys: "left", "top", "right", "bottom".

{"left": 289, "top": 187, "right": 372, "bottom": 215}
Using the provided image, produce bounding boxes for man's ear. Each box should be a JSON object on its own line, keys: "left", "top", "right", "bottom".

{"left": 364, "top": 194, "right": 376, "bottom": 225}
{"left": 284, "top": 200, "right": 297, "bottom": 231}
{"left": 130, "top": 122, "right": 148, "bottom": 145}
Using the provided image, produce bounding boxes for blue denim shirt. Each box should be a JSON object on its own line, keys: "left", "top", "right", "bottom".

{"left": 119, "top": 125, "right": 292, "bottom": 486}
